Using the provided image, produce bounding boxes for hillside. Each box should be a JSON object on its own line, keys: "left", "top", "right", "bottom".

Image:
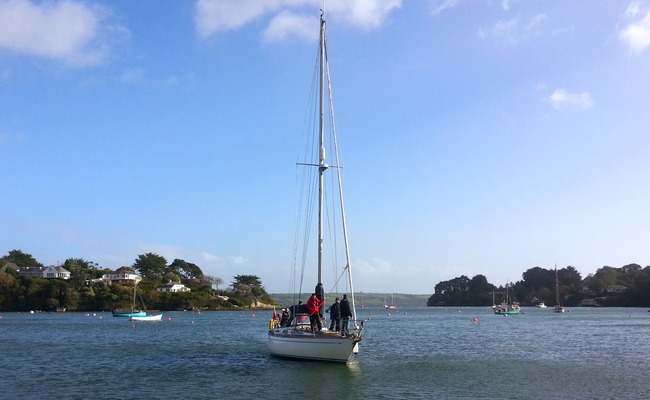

{"left": 270, "top": 293, "right": 430, "bottom": 308}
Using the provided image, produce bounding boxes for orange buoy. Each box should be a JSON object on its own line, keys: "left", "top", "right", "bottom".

{"left": 471, "top": 317, "right": 478, "bottom": 323}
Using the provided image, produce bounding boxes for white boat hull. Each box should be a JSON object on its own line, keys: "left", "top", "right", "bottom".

{"left": 268, "top": 328, "right": 361, "bottom": 363}
{"left": 129, "top": 314, "right": 163, "bottom": 321}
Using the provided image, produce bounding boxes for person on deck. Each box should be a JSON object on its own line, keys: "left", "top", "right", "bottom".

{"left": 329, "top": 297, "right": 341, "bottom": 332}
{"left": 340, "top": 293, "right": 352, "bottom": 336}
{"left": 287, "top": 301, "right": 305, "bottom": 326}
{"left": 280, "top": 308, "right": 290, "bottom": 327}
{"left": 306, "top": 293, "right": 324, "bottom": 333}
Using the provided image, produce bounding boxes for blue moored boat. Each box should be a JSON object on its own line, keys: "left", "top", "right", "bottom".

{"left": 112, "top": 309, "right": 147, "bottom": 318}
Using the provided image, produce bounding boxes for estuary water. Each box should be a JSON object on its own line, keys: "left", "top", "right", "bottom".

{"left": 1, "top": 306, "right": 649, "bottom": 399}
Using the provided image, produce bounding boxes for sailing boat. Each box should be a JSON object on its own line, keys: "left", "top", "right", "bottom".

{"left": 267, "top": 12, "right": 363, "bottom": 363}
{"left": 115, "top": 281, "right": 163, "bottom": 321}
{"left": 553, "top": 266, "right": 565, "bottom": 313}
{"left": 493, "top": 283, "right": 521, "bottom": 315}
{"left": 384, "top": 293, "right": 397, "bottom": 310}
{"left": 112, "top": 281, "right": 146, "bottom": 318}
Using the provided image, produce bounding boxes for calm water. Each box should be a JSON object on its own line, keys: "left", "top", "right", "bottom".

{"left": 1, "top": 307, "right": 649, "bottom": 399}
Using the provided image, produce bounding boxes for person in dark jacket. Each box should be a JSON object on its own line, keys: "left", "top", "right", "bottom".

{"left": 286, "top": 301, "right": 307, "bottom": 326}
{"left": 340, "top": 294, "right": 352, "bottom": 336}
{"left": 279, "top": 308, "right": 291, "bottom": 327}
{"left": 328, "top": 297, "right": 341, "bottom": 332}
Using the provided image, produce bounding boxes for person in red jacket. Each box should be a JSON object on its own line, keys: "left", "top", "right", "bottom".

{"left": 306, "top": 293, "right": 323, "bottom": 333}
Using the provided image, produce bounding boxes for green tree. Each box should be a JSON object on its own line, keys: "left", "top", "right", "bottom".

{"left": 521, "top": 266, "right": 554, "bottom": 292}
{"left": 64, "top": 287, "right": 80, "bottom": 310}
{"left": 2, "top": 249, "right": 43, "bottom": 268}
{"left": 63, "top": 258, "right": 102, "bottom": 287}
{"left": 169, "top": 259, "right": 204, "bottom": 280}
{"left": 232, "top": 274, "right": 263, "bottom": 289}
{"left": 428, "top": 275, "right": 472, "bottom": 306}
{"left": 133, "top": 253, "right": 168, "bottom": 281}
{"left": 205, "top": 275, "right": 224, "bottom": 291}
{"left": 590, "top": 266, "right": 619, "bottom": 295}
{"left": 231, "top": 274, "right": 274, "bottom": 304}
{"left": 468, "top": 274, "right": 494, "bottom": 305}
{"left": 0, "top": 270, "right": 20, "bottom": 310}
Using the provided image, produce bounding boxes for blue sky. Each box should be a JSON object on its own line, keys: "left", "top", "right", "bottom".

{"left": 1, "top": 0, "right": 649, "bottom": 294}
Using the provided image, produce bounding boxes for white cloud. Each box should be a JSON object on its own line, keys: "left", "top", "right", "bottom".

{"left": 227, "top": 256, "right": 249, "bottom": 265}
{"left": 619, "top": 2, "right": 650, "bottom": 54}
{"left": 329, "top": 0, "right": 402, "bottom": 29}
{"left": 486, "top": 13, "right": 547, "bottom": 43}
{"left": 356, "top": 257, "right": 394, "bottom": 274}
{"left": 195, "top": 0, "right": 282, "bottom": 38}
{"left": 492, "top": 17, "right": 519, "bottom": 42}
{"left": 263, "top": 10, "right": 317, "bottom": 42}
{"left": 201, "top": 251, "right": 223, "bottom": 263}
{"left": 195, "top": 0, "right": 402, "bottom": 41}
{"left": 548, "top": 89, "right": 594, "bottom": 110}
{"left": 526, "top": 13, "right": 547, "bottom": 31}
{"left": 200, "top": 252, "right": 248, "bottom": 265}
{"left": 0, "top": 0, "right": 123, "bottom": 66}
{"left": 429, "top": 0, "right": 459, "bottom": 16}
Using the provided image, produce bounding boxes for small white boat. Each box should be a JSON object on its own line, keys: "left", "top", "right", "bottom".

{"left": 129, "top": 314, "right": 163, "bottom": 322}
{"left": 536, "top": 301, "right": 547, "bottom": 308}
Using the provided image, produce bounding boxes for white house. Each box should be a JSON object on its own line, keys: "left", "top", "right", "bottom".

{"left": 101, "top": 270, "right": 142, "bottom": 284}
{"left": 606, "top": 285, "right": 627, "bottom": 293}
{"left": 157, "top": 281, "right": 191, "bottom": 293}
{"left": 17, "top": 266, "right": 71, "bottom": 280}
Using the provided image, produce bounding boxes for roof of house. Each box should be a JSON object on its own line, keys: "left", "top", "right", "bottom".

{"left": 160, "top": 281, "right": 186, "bottom": 288}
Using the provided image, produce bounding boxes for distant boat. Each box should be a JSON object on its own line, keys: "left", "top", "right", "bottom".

{"left": 532, "top": 296, "right": 547, "bottom": 308}
{"left": 114, "top": 281, "right": 163, "bottom": 321}
{"left": 267, "top": 12, "right": 363, "bottom": 363}
{"left": 384, "top": 293, "right": 398, "bottom": 310}
{"left": 494, "top": 303, "right": 521, "bottom": 315}
{"left": 553, "top": 266, "right": 565, "bottom": 313}
{"left": 494, "top": 283, "right": 520, "bottom": 315}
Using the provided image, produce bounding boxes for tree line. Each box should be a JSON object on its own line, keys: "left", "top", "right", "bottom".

{"left": 427, "top": 263, "right": 650, "bottom": 307}
{"left": 0, "top": 249, "right": 276, "bottom": 312}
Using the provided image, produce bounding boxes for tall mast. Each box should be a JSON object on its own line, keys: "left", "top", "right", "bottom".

{"left": 317, "top": 13, "right": 327, "bottom": 289}
{"left": 323, "top": 17, "right": 357, "bottom": 322}
{"left": 555, "top": 265, "right": 560, "bottom": 305}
